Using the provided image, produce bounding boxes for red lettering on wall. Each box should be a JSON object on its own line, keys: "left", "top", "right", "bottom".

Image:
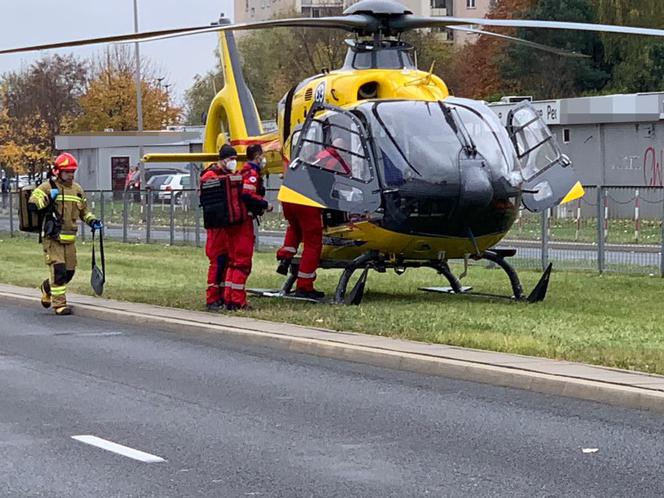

{"left": 644, "top": 146, "right": 663, "bottom": 187}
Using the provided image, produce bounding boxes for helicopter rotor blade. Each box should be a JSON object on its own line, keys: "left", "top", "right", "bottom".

{"left": 0, "top": 16, "right": 373, "bottom": 56}
{"left": 115, "top": 15, "right": 375, "bottom": 45}
{"left": 0, "top": 25, "right": 213, "bottom": 55}
{"left": 446, "top": 26, "right": 591, "bottom": 58}
{"left": 394, "top": 16, "right": 664, "bottom": 38}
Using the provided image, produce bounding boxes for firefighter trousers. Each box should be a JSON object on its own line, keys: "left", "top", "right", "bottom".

{"left": 224, "top": 218, "right": 255, "bottom": 307}
{"left": 205, "top": 228, "right": 229, "bottom": 305}
{"left": 276, "top": 203, "right": 323, "bottom": 292}
{"left": 42, "top": 238, "right": 77, "bottom": 308}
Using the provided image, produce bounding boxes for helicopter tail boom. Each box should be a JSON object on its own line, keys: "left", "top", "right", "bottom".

{"left": 202, "top": 24, "right": 264, "bottom": 155}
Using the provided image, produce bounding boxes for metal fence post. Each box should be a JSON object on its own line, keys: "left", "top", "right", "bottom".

{"left": 8, "top": 191, "right": 14, "bottom": 237}
{"left": 99, "top": 191, "right": 105, "bottom": 226}
{"left": 146, "top": 192, "right": 152, "bottom": 244}
{"left": 122, "top": 190, "right": 129, "bottom": 243}
{"left": 541, "top": 208, "right": 549, "bottom": 271}
{"left": 194, "top": 193, "right": 201, "bottom": 247}
{"left": 254, "top": 218, "right": 260, "bottom": 251}
{"left": 660, "top": 191, "right": 664, "bottom": 278}
{"left": 169, "top": 197, "right": 175, "bottom": 245}
{"left": 597, "top": 186, "right": 605, "bottom": 273}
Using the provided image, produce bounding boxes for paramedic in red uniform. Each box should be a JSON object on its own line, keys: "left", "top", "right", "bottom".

{"left": 224, "top": 143, "right": 270, "bottom": 311}
{"left": 275, "top": 138, "right": 349, "bottom": 299}
{"left": 201, "top": 143, "right": 238, "bottom": 311}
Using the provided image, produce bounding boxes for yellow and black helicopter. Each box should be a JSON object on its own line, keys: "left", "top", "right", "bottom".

{"left": 4, "top": 0, "right": 664, "bottom": 304}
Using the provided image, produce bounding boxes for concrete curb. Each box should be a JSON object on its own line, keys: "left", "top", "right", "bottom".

{"left": 2, "top": 284, "right": 664, "bottom": 413}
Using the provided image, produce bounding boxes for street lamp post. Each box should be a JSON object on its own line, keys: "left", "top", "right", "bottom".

{"left": 133, "top": 0, "right": 146, "bottom": 207}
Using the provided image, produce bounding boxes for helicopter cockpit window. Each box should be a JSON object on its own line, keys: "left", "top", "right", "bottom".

{"left": 295, "top": 111, "right": 373, "bottom": 182}
{"left": 508, "top": 104, "right": 562, "bottom": 182}
{"left": 351, "top": 48, "right": 413, "bottom": 70}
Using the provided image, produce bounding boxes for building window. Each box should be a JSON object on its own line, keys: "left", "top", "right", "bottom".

{"left": 245, "top": 0, "right": 249, "bottom": 11}
{"left": 311, "top": 7, "right": 320, "bottom": 17}
{"left": 563, "top": 128, "right": 571, "bottom": 143}
{"left": 467, "top": 0, "right": 476, "bottom": 8}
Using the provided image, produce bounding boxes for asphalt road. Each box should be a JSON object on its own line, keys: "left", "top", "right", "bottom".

{"left": 1, "top": 301, "right": 664, "bottom": 497}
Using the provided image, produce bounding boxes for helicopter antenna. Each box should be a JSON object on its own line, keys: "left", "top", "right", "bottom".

{"left": 425, "top": 60, "right": 435, "bottom": 85}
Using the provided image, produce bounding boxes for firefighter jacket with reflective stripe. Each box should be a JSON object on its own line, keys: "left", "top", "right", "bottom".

{"left": 28, "top": 179, "right": 95, "bottom": 244}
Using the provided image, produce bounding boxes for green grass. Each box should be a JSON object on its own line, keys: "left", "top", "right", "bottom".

{"left": 1, "top": 234, "right": 663, "bottom": 375}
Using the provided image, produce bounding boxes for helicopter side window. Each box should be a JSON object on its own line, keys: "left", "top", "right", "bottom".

{"left": 296, "top": 112, "right": 373, "bottom": 183}
{"left": 508, "top": 104, "right": 562, "bottom": 182}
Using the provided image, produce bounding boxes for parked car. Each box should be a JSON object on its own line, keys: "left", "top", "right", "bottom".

{"left": 146, "top": 174, "right": 171, "bottom": 202}
{"left": 157, "top": 174, "right": 192, "bottom": 204}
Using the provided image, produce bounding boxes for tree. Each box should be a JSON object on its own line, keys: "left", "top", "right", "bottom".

{"left": 596, "top": 0, "right": 664, "bottom": 92}
{"left": 499, "top": 0, "right": 610, "bottom": 99}
{"left": 452, "top": 0, "right": 535, "bottom": 100}
{"left": 0, "top": 54, "right": 87, "bottom": 175}
{"left": 0, "top": 105, "right": 51, "bottom": 176}
{"left": 75, "top": 46, "right": 181, "bottom": 131}
{"left": 1, "top": 54, "right": 88, "bottom": 147}
{"left": 183, "top": 69, "right": 223, "bottom": 125}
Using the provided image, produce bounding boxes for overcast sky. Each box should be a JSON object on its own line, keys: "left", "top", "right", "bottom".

{"left": 0, "top": 0, "right": 235, "bottom": 105}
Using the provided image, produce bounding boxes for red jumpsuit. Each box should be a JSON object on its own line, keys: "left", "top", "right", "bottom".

{"left": 201, "top": 164, "right": 230, "bottom": 306}
{"left": 224, "top": 162, "right": 268, "bottom": 308}
{"left": 276, "top": 147, "right": 345, "bottom": 293}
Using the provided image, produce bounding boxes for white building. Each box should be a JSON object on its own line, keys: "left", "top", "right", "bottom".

{"left": 233, "top": 0, "right": 494, "bottom": 46}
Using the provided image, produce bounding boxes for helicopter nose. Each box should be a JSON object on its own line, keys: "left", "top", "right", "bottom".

{"left": 458, "top": 157, "right": 494, "bottom": 209}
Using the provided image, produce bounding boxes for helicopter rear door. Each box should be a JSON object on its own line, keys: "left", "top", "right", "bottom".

{"left": 508, "top": 103, "right": 584, "bottom": 213}
{"left": 279, "top": 104, "right": 381, "bottom": 214}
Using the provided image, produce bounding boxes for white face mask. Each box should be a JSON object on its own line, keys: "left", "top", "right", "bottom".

{"left": 226, "top": 159, "right": 237, "bottom": 171}
{"left": 259, "top": 157, "right": 267, "bottom": 168}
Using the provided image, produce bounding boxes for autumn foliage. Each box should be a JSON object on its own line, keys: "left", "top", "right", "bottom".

{"left": 0, "top": 49, "right": 181, "bottom": 176}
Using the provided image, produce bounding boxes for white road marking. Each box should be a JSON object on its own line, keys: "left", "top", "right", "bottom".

{"left": 582, "top": 448, "right": 599, "bottom": 454}
{"left": 71, "top": 435, "right": 166, "bottom": 463}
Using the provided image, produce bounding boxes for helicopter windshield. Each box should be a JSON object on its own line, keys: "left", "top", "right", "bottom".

{"left": 367, "top": 100, "right": 517, "bottom": 189}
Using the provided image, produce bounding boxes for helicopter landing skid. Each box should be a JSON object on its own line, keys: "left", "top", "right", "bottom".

{"left": 419, "top": 250, "right": 552, "bottom": 303}
{"left": 246, "top": 289, "right": 324, "bottom": 304}
{"left": 419, "top": 286, "right": 473, "bottom": 294}
{"left": 474, "top": 249, "right": 553, "bottom": 303}
{"left": 263, "top": 248, "right": 552, "bottom": 306}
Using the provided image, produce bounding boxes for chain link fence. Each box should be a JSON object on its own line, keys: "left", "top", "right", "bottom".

{"left": 1, "top": 185, "right": 663, "bottom": 276}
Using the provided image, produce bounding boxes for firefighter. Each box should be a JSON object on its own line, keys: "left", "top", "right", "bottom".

{"left": 28, "top": 153, "right": 102, "bottom": 316}
{"left": 201, "top": 143, "right": 238, "bottom": 311}
{"left": 224, "top": 143, "right": 270, "bottom": 311}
